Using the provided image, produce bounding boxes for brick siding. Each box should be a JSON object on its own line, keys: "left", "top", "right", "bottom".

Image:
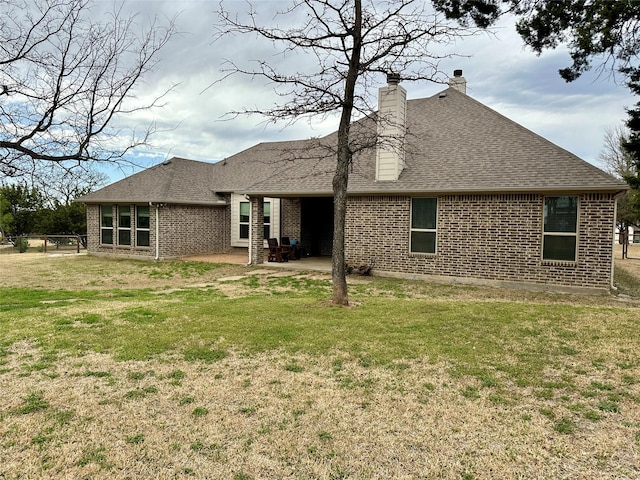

{"left": 86, "top": 203, "right": 230, "bottom": 260}
{"left": 345, "top": 193, "right": 616, "bottom": 290}
{"left": 249, "top": 196, "right": 265, "bottom": 264}
{"left": 87, "top": 192, "right": 616, "bottom": 290}
{"left": 281, "top": 198, "right": 301, "bottom": 240}
{"left": 159, "top": 205, "right": 228, "bottom": 258}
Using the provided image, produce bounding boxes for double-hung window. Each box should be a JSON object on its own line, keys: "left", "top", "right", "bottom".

{"left": 136, "top": 206, "right": 150, "bottom": 247}
{"left": 239, "top": 202, "right": 250, "bottom": 239}
{"left": 410, "top": 198, "right": 437, "bottom": 254}
{"left": 263, "top": 202, "right": 271, "bottom": 239}
{"left": 543, "top": 196, "right": 578, "bottom": 261}
{"left": 239, "top": 201, "right": 271, "bottom": 239}
{"left": 101, "top": 205, "right": 113, "bottom": 245}
{"left": 118, "top": 206, "right": 131, "bottom": 246}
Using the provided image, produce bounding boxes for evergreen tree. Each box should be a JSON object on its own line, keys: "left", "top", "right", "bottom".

{"left": 0, "top": 184, "right": 45, "bottom": 237}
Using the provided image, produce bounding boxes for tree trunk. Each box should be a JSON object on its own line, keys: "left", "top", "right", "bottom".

{"left": 331, "top": 0, "right": 362, "bottom": 306}
{"left": 332, "top": 146, "right": 350, "bottom": 305}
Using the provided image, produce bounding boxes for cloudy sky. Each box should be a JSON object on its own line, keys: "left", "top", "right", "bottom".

{"left": 94, "top": 0, "right": 635, "bottom": 183}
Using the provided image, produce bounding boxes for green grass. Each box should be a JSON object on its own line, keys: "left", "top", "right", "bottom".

{"left": 16, "top": 391, "right": 49, "bottom": 414}
{"left": 193, "top": 407, "right": 209, "bottom": 417}
{"left": 76, "top": 445, "right": 110, "bottom": 469}
{"left": 1, "top": 279, "right": 638, "bottom": 390}
{"left": 2, "top": 257, "right": 640, "bottom": 392}
{"left": 125, "top": 433, "right": 145, "bottom": 445}
{"left": 554, "top": 417, "right": 577, "bottom": 434}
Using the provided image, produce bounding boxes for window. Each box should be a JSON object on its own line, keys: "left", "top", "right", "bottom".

{"left": 543, "top": 196, "right": 578, "bottom": 261}
{"left": 101, "top": 205, "right": 113, "bottom": 245}
{"left": 239, "top": 202, "right": 250, "bottom": 239}
{"left": 136, "top": 206, "right": 150, "bottom": 247}
{"left": 410, "top": 198, "right": 437, "bottom": 254}
{"left": 263, "top": 202, "right": 271, "bottom": 239}
{"left": 239, "top": 201, "right": 271, "bottom": 239}
{"left": 118, "top": 206, "right": 131, "bottom": 245}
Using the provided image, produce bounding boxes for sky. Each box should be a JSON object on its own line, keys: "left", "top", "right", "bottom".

{"left": 93, "top": 0, "right": 636, "bottom": 184}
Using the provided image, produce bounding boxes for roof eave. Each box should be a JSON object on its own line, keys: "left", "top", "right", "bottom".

{"left": 240, "top": 190, "right": 334, "bottom": 197}
{"left": 78, "top": 199, "right": 229, "bottom": 206}
{"left": 240, "top": 185, "right": 628, "bottom": 198}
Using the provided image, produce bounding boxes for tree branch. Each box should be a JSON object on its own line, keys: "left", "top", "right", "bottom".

{"left": 0, "top": 0, "right": 177, "bottom": 181}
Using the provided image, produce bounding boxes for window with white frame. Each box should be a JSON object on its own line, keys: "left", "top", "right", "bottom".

{"left": 118, "top": 206, "right": 131, "bottom": 245}
{"left": 136, "top": 206, "right": 150, "bottom": 247}
{"left": 239, "top": 202, "right": 250, "bottom": 239}
{"left": 101, "top": 205, "right": 113, "bottom": 245}
{"left": 543, "top": 196, "right": 578, "bottom": 261}
{"left": 239, "top": 201, "right": 271, "bottom": 240}
{"left": 410, "top": 197, "right": 437, "bottom": 254}
{"left": 263, "top": 202, "right": 271, "bottom": 239}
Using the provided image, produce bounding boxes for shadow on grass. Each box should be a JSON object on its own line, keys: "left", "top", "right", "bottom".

{"left": 614, "top": 265, "right": 640, "bottom": 298}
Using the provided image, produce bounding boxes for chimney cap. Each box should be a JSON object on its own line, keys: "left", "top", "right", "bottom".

{"left": 453, "top": 69, "right": 463, "bottom": 77}
{"left": 386, "top": 72, "right": 401, "bottom": 85}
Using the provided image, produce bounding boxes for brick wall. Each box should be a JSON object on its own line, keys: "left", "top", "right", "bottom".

{"left": 345, "top": 193, "right": 616, "bottom": 290}
{"left": 87, "top": 193, "right": 617, "bottom": 290}
{"left": 86, "top": 204, "right": 101, "bottom": 253}
{"left": 281, "top": 198, "right": 301, "bottom": 240}
{"left": 249, "top": 196, "right": 265, "bottom": 264}
{"left": 158, "top": 205, "right": 228, "bottom": 258}
{"left": 86, "top": 203, "right": 230, "bottom": 260}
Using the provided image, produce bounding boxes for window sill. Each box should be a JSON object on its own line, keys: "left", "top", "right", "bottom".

{"left": 541, "top": 260, "right": 577, "bottom": 267}
{"left": 409, "top": 252, "right": 437, "bottom": 258}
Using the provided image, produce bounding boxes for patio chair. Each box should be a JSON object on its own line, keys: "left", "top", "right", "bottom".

{"left": 267, "top": 238, "right": 289, "bottom": 262}
{"left": 280, "top": 236, "right": 297, "bottom": 260}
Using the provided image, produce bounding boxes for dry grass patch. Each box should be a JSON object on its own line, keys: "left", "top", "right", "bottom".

{"left": 1, "top": 347, "right": 639, "bottom": 479}
{"left": 0, "top": 253, "right": 248, "bottom": 291}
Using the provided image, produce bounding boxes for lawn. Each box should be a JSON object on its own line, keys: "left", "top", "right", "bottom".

{"left": 1, "top": 253, "right": 639, "bottom": 479}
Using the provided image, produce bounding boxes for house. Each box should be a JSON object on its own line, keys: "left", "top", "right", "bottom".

{"left": 79, "top": 71, "right": 628, "bottom": 292}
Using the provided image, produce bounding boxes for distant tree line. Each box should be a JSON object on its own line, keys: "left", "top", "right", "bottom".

{"left": 0, "top": 183, "right": 89, "bottom": 242}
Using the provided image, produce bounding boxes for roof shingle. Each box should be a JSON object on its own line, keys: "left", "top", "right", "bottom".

{"left": 80, "top": 86, "right": 626, "bottom": 204}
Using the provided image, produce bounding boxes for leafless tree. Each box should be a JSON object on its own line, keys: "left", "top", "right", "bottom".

{"left": 36, "top": 164, "right": 108, "bottom": 207}
{"left": 216, "top": 0, "right": 476, "bottom": 305}
{"left": 0, "top": 0, "right": 176, "bottom": 182}
{"left": 599, "top": 125, "right": 639, "bottom": 257}
{"left": 600, "top": 125, "right": 635, "bottom": 179}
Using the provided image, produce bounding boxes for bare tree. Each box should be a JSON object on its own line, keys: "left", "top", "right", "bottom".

{"left": 599, "top": 125, "right": 639, "bottom": 258}
{"left": 0, "top": 0, "right": 176, "bottom": 181}
{"left": 600, "top": 125, "right": 636, "bottom": 179}
{"left": 216, "top": 0, "right": 475, "bottom": 305}
{"left": 35, "top": 164, "right": 108, "bottom": 207}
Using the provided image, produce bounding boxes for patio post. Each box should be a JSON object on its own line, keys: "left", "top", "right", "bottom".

{"left": 249, "top": 196, "right": 264, "bottom": 265}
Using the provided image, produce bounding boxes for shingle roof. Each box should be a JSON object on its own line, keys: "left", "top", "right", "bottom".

{"left": 79, "top": 157, "right": 224, "bottom": 205}
{"left": 244, "top": 87, "right": 627, "bottom": 195}
{"left": 81, "top": 86, "right": 626, "bottom": 204}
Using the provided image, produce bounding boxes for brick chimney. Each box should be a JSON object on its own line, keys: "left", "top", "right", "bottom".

{"left": 375, "top": 73, "right": 407, "bottom": 182}
{"left": 448, "top": 69, "right": 467, "bottom": 94}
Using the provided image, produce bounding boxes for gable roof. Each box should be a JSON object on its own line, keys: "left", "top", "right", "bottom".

{"left": 80, "top": 86, "right": 626, "bottom": 204}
